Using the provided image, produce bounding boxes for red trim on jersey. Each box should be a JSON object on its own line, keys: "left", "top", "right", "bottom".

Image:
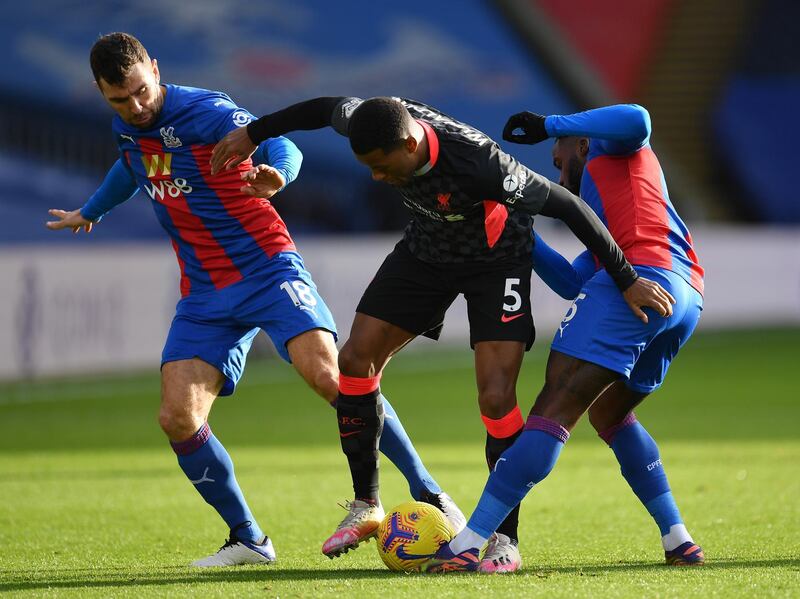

{"left": 139, "top": 138, "right": 242, "bottom": 290}
{"left": 684, "top": 230, "right": 705, "bottom": 294}
{"left": 170, "top": 239, "right": 191, "bottom": 297}
{"left": 587, "top": 149, "right": 672, "bottom": 268}
{"left": 417, "top": 120, "right": 440, "bottom": 169}
{"left": 189, "top": 144, "right": 295, "bottom": 258}
{"left": 587, "top": 147, "right": 703, "bottom": 295}
{"left": 339, "top": 374, "right": 381, "bottom": 395}
{"left": 481, "top": 406, "right": 524, "bottom": 439}
{"left": 483, "top": 201, "right": 508, "bottom": 248}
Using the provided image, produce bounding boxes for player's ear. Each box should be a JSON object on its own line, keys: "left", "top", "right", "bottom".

{"left": 151, "top": 58, "right": 160, "bottom": 83}
{"left": 578, "top": 137, "right": 589, "bottom": 158}
{"left": 404, "top": 135, "right": 418, "bottom": 153}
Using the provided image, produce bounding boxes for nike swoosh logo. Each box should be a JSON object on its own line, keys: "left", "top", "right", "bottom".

{"left": 339, "top": 431, "right": 361, "bottom": 438}
{"left": 501, "top": 313, "right": 526, "bottom": 323}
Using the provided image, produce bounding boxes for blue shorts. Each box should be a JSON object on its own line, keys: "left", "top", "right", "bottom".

{"left": 550, "top": 266, "right": 703, "bottom": 394}
{"left": 161, "top": 252, "right": 337, "bottom": 396}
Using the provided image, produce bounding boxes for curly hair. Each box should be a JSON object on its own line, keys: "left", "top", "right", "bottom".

{"left": 348, "top": 97, "right": 414, "bottom": 155}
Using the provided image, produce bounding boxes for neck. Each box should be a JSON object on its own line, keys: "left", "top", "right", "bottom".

{"left": 410, "top": 120, "right": 429, "bottom": 171}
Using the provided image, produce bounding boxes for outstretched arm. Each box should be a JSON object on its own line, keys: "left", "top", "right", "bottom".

{"left": 503, "top": 104, "right": 651, "bottom": 155}
{"left": 46, "top": 159, "right": 138, "bottom": 233}
{"left": 210, "top": 97, "right": 348, "bottom": 174}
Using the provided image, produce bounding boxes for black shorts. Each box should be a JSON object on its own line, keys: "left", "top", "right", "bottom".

{"left": 356, "top": 242, "right": 535, "bottom": 349}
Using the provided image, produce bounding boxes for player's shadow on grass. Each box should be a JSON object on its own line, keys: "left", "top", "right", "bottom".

{"left": 2, "top": 558, "right": 799, "bottom": 591}
{"left": 534, "top": 557, "right": 800, "bottom": 576}
{"left": 0, "top": 567, "right": 394, "bottom": 592}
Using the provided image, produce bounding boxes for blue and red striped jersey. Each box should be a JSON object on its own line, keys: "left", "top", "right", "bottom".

{"left": 102, "top": 84, "right": 300, "bottom": 296}
{"left": 545, "top": 105, "right": 704, "bottom": 295}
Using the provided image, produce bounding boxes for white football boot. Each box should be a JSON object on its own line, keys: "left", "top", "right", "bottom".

{"left": 191, "top": 534, "right": 276, "bottom": 567}
{"left": 477, "top": 532, "right": 522, "bottom": 573}
{"left": 419, "top": 491, "right": 467, "bottom": 534}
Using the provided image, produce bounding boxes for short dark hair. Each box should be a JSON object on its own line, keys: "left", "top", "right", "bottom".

{"left": 348, "top": 97, "right": 414, "bottom": 155}
{"left": 90, "top": 32, "right": 149, "bottom": 87}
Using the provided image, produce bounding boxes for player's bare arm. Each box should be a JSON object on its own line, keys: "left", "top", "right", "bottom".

{"left": 45, "top": 208, "right": 94, "bottom": 234}
{"left": 210, "top": 126, "right": 256, "bottom": 175}
{"left": 239, "top": 164, "right": 286, "bottom": 198}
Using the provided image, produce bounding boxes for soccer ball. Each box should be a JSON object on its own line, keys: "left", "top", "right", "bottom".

{"left": 376, "top": 501, "right": 455, "bottom": 572}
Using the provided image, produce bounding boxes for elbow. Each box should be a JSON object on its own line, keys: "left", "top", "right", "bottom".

{"left": 626, "top": 104, "right": 651, "bottom": 142}
{"left": 286, "top": 138, "right": 303, "bottom": 172}
{"left": 287, "top": 148, "right": 303, "bottom": 184}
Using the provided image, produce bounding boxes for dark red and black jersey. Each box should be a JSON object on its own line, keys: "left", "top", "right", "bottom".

{"left": 331, "top": 97, "right": 553, "bottom": 263}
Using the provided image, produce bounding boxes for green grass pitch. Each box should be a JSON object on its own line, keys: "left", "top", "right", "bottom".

{"left": 1, "top": 328, "right": 798, "bottom": 597}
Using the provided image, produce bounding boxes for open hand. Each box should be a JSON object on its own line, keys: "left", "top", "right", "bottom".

{"left": 46, "top": 209, "right": 94, "bottom": 234}
{"left": 622, "top": 277, "right": 676, "bottom": 323}
{"left": 210, "top": 127, "right": 257, "bottom": 175}
{"left": 240, "top": 165, "right": 286, "bottom": 198}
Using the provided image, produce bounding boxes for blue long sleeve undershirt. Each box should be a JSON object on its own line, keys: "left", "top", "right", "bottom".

{"left": 532, "top": 231, "right": 597, "bottom": 300}
{"left": 79, "top": 159, "right": 138, "bottom": 222}
{"left": 254, "top": 135, "right": 302, "bottom": 191}
{"left": 544, "top": 104, "right": 651, "bottom": 156}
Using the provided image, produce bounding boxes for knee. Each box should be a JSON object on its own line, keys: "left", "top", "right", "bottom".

{"left": 588, "top": 404, "right": 631, "bottom": 434}
{"left": 158, "top": 400, "right": 202, "bottom": 442}
{"left": 588, "top": 405, "right": 611, "bottom": 433}
{"left": 337, "top": 343, "right": 375, "bottom": 378}
{"left": 529, "top": 384, "right": 581, "bottom": 431}
{"left": 478, "top": 387, "right": 516, "bottom": 420}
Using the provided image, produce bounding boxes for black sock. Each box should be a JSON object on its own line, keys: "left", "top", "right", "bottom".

{"left": 337, "top": 391, "right": 383, "bottom": 503}
{"left": 486, "top": 428, "right": 523, "bottom": 542}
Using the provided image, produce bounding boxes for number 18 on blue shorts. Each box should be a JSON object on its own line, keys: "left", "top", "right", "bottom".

{"left": 162, "top": 251, "right": 337, "bottom": 396}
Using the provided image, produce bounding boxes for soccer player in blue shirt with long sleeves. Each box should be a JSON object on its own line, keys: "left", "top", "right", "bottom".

{"left": 425, "top": 104, "right": 705, "bottom": 572}
{"left": 45, "top": 32, "right": 464, "bottom": 567}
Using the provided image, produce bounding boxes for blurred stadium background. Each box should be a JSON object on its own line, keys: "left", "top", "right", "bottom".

{"left": 1, "top": 2, "right": 799, "bottom": 595}
{"left": 0, "top": 0, "right": 797, "bottom": 381}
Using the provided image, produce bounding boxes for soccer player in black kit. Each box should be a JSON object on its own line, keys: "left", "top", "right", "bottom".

{"left": 211, "top": 96, "right": 674, "bottom": 570}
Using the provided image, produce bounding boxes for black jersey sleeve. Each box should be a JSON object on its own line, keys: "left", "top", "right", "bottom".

{"left": 478, "top": 144, "right": 553, "bottom": 214}
{"left": 330, "top": 97, "right": 364, "bottom": 136}
{"left": 539, "top": 184, "right": 639, "bottom": 291}
{"left": 246, "top": 96, "right": 361, "bottom": 143}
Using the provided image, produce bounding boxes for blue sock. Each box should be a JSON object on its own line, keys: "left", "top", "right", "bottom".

{"left": 467, "top": 416, "right": 569, "bottom": 539}
{"left": 331, "top": 395, "right": 441, "bottom": 499}
{"left": 380, "top": 394, "right": 442, "bottom": 498}
{"left": 602, "top": 414, "right": 682, "bottom": 535}
{"left": 171, "top": 422, "right": 264, "bottom": 543}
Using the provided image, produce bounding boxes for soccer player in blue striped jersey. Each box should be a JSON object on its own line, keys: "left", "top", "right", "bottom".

{"left": 45, "top": 32, "right": 463, "bottom": 567}
{"left": 425, "top": 104, "right": 704, "bottom": 572}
